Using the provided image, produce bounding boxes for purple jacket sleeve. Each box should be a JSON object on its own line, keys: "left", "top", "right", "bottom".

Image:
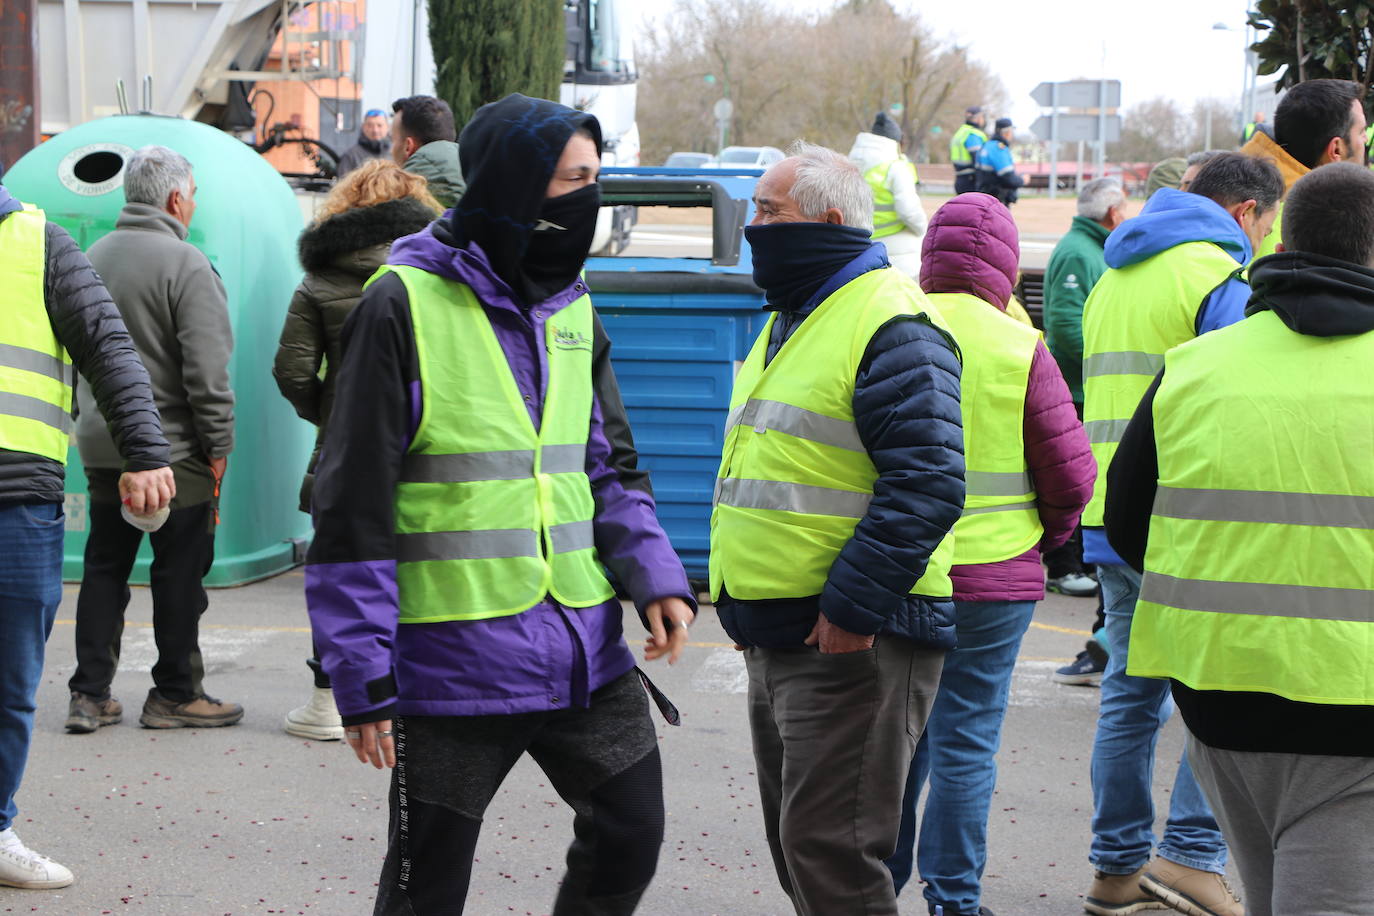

{"left": 304, "top": 272, "right": 412, "bottom": 724}
{"left": 586, "top": 388, "right": 697, "bottom": 623}
{"left": 1024, "top": 341, "right": 1095, "bottom": 552}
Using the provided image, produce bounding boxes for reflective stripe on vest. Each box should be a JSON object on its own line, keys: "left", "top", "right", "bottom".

{"left": 382, "top": 266, "right": 615, "bottom": 623}
{"left": 1128, "top": 310, "right": 1374, "bottom": 704}
{"left": 0, "top": 206, "right": 73, "bottom": 463}
{"left": 1080, "top": 240, "right": 1240, "bottom": 527}
{"left": 864, "top": 159, "right": 919, "bottom": 240}
{"left": 950, "top": 124, "right": 985, "bottom": 168}
{"left": 928, "top": 292, "right": 1043, "bottom": 565}
{"left": 709, "top": 267, "right": 956, "bottom": 602}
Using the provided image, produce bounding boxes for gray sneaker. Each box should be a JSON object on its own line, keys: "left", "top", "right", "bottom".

{"left": 140, "top": 689, "right": 243, "bottom": 729}
{"left": 65, "top": 691, "right": 122, "bottom": 734}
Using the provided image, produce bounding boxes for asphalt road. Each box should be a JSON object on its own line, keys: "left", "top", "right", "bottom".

{"left": 7, "top": 574, "right": 1213, "bottom": 916}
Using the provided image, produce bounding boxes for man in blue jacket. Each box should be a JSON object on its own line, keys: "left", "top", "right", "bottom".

{"left": 1078, "top": 153, "right": 1282, "bottom": 916}
{"left": 711, "top": 141, "right": 965, "bottom": 915}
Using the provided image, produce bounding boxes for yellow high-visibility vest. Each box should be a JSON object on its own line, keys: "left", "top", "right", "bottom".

{"left": 379, "top": 266, "right": 615, "bottom": 623}
{"left": 710, "top": 268, "right": 956, "bottom": 601}
{"left": 0, "top": 206, "right": 73, "bottom": 463}
{"left": 1129, "top": 309, "right": 1374, "bottom": 704}
{"left": 929, "top": 292, "right": 1042, "bottom": 564}
{"left": 1081, "top": 241, "right": 1239, "bottom": 527}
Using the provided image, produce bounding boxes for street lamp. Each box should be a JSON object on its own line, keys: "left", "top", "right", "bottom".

{"left": 1213, "top": 17, "right": 1261, "bottom": 139}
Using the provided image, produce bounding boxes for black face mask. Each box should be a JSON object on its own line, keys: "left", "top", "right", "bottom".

{"left": 358, "top": 134, "right": 388, "bottom": 154}
{"left": 744, "top": 221, "right": 875, "bottom": 312}
{"left": 517, "top": 183, "right": 602, "bottom": 305}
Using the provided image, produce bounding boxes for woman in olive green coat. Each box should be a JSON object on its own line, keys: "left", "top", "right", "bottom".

{"left": 273, "top": 160, "right": 441, "bottom": 740}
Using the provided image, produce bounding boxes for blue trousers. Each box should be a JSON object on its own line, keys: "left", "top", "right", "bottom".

{"left": 0, "top": 501, "right": 65, "bottom": 831}
{"left": 887, "top": 599, "right": 1036, "bottom": 915}
{"left": 1089, "top": 563, "right": 1226, "bottom": 874}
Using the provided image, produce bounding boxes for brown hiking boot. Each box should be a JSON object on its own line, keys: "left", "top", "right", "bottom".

{"left": 65, "top": 691, "right": 122, "bottom": 734}
{"left": 1084, "top": 864, "right": 1169, "bottom": 915}
{"left": 1139, "top": 859, "right": 1242, "bottom": 916}
{"left": 140, "top": 689, "right": 243, "bottom": 729}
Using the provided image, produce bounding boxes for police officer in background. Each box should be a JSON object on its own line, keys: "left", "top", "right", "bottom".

{"left": 950, "top": 106, "right": 988, "bottom": 194}
{"left": 976, "top": 118, "right": 1026, "bottom": 206}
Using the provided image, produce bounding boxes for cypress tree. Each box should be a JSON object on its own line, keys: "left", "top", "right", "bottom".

{"left": 428, "top": 0, "right": 566, "bottom": 130}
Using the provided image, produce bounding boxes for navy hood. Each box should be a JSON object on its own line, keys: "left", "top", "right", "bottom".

{"left": 1104, "top": 187, "right": 1251, "bottom": 269}
{"left": 444, "top": 93, "right": 601, "bottom": 293}
{"left": 0, "top": 183, "right": 21, "bottom": 219}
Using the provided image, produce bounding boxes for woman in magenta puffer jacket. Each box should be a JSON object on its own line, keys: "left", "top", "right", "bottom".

{"left": 886, "top": 192, "right": 1096, "bottom": 916}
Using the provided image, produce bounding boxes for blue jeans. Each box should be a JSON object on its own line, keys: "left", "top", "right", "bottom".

{"left": 0, "top": 501, "right": 65, "bottom": 832}
{"left": 886, "top": 599, "right": 1036, "bottom": 915}
{"left": 1089, "top": 563, "right": 1227, "bottom": 875}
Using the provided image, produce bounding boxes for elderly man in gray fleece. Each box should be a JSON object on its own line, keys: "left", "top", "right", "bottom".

{"left": 66, "top": 145, "right": 240, "bottom": 734}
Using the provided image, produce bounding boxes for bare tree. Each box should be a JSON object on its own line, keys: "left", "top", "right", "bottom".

{"left": 636, "top": 0, "right": 1007, "bottom": 165}
{"left": 1109, "top": 97, "right": 1193, "bottom": 162}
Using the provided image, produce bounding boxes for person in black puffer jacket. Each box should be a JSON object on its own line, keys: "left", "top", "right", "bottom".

{"left": 0, "top": 183, "right": 171, "bottom": 890}
{"left": 274, "top": 159, "right": 442, "bottom": 741}
{"left": 710, "top": 142, "right": 965, "bottom": 916}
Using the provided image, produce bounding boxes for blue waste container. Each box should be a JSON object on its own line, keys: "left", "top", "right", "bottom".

{"left": 3, "top": 115, "right": 312, "bottom": 585}
{"left": 587, "top": 168, "right": 765, "bottom": 580}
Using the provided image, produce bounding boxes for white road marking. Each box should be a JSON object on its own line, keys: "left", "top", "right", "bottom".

{"left": 691, "top": 647, "right": 749, "bottom": 694}
{"left": 1010, "top": 659, "right": 1101, "bottom": 709}
{"left": 687, "top": 650, "right": 1100, "bottom": 712}
{"left": 104, "top": 627, "right": 275, "bottom": 674}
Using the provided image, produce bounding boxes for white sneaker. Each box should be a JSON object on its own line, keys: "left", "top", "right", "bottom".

{"left": 283, "top": 686, "right": 344, "bottom": 741}
{"left": 1046, "top": 571, "right": 1099, "bottom": 597}
{"left": 0, "top": 828, "right": 74, "bottom": 889}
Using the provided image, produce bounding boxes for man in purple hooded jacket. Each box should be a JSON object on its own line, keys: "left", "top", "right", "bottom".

{"left": 305, "top": 94, "right": 696, "bottom": 915}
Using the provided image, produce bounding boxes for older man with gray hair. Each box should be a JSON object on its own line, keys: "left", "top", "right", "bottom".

{"left": 67, "top": 145, "right": 240, "bottom": 734}
{"left": 710, "top": 141, "right": 964, "bottom": 915}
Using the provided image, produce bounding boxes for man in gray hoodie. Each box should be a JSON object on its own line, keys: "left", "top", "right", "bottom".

{"left": 67, "top": 145, "right": 240, "bottom": 733}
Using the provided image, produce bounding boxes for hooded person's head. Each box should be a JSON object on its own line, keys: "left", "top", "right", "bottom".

{"left": 448, "top": 93, "right": 604, "bottom": 306}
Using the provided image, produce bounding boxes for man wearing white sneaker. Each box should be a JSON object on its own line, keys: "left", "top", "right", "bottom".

{"left": 0, "top": 181, "right": 172, "bottom": 889}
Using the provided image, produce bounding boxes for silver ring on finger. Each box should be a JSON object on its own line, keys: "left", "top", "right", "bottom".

{"left": 345, "top": 730, "right": 361, "bottom": 740}
{"left": 377, "top": 730, "right": 394, "bottom": 738}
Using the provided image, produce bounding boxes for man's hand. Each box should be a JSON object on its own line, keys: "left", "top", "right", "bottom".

{"left": 343, "top": 719, "right": 396, "bottom": 769}
{"left": 118, "top": 467, "right": 175, "bottom": 515}
{"left": 209, "top": 456, "right": 227, "bottom": 483}
{"left": 804, "top": 611, "right": 875, "bottom": 654}
{"left": 644, "top": 597, "right": 694, "bottom": 665}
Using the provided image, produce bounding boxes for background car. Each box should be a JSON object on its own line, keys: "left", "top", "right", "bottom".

{"left": 713, "top": 146, "right": 785, "bottom": 169}
{"left": 664, "top": 151, "right": 716, "bottom": 168}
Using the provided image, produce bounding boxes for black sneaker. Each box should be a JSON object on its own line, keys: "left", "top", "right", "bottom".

{"left": 65, "top": 691, "right": 122, "bottom": 733}
{"left": 1053, "top": 649, "right": 1105, "bottom": 686}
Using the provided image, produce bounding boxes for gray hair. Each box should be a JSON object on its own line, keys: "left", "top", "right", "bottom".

{"left": 1077, "top": 177, "right": 1125, "bottom": 220}
{"left": 1185, "top": 149, "right": 1229, "bottom": 169}
{"left": 123, "top": 145, "right": 193, "bottom": 207}
{"left": 785, "top": 140, "right": 874, "bottom": 232}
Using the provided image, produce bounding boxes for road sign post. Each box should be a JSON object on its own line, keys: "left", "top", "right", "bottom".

{"left": 1031, "top": 80, "right": 1122, "bottom": 193}
{"left": 713, "top": 97, "right": 733, "bottom": 157}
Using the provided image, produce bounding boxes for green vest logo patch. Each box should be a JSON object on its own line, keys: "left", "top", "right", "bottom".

{"left": 552, "top": 325, "right": 592, "bottom": 352}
